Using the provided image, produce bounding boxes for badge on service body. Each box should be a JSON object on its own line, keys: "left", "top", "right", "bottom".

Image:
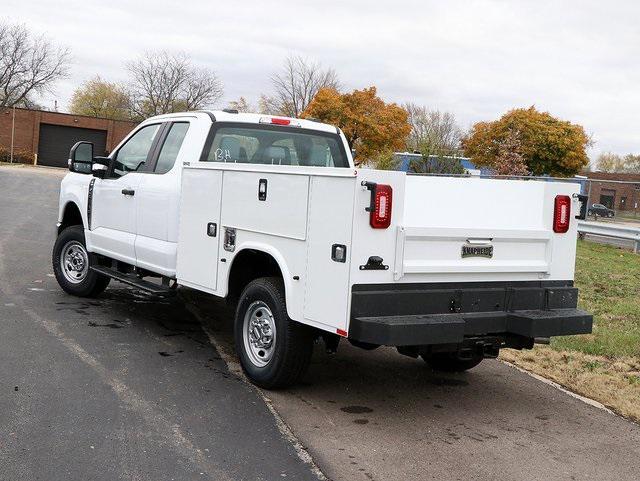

{"left": 461, "top": 242, "right": 493, "bottom": 258}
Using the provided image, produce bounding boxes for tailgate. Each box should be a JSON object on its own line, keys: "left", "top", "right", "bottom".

{"left": 396, "top": 176, "right": 581, "bottom": 281}
{"left": 349, "top": 172, "right": 582, "bottom": 286}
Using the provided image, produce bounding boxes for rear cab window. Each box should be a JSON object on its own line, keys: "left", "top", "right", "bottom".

{"left": 200, "top": 123, "right": 349, "bottom": 168}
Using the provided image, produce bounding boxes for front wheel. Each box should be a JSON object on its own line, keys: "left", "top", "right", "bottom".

{"left": 235, "top": 277, "right": 314, "bottom": 389}
{"left": 52, "top": 225, "right": 110, "bottom": 297}
{"left": 423, "top": 352, "right": 484, "bottom": 372}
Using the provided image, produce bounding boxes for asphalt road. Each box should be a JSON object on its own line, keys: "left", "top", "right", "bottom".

{"left": 0, "top": 167, "right": 318, "bottom": 481}
{"left": 2, "top": 166, "right": 640, "bottom": 481}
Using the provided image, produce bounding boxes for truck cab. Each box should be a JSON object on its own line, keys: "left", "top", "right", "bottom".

{"left": 54, "top": 110, "right": 593, "bottom": 388}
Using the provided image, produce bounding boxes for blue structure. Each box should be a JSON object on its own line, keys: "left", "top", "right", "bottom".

{"left": 393, "top": 152, "right": 484, "bottom": 175}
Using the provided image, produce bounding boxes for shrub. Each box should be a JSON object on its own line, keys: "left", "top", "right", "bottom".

{"left": 0, "top": 146, "right": 34, "bottom": 164}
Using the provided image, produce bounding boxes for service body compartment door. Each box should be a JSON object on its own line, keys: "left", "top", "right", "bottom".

{"left": 176, "top": 168, "right": 223, "bottom": 291}
{"left": 221, "top": 171, "right": 309, "bottom": 240}
{"left": 303, "top": 176, "right": 355, "bottom": 332}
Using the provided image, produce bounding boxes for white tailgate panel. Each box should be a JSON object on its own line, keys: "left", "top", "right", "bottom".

{"left": 399, "top": 227, "right": 551, "bottom": 277}
{"left": 176, "top": 168, "right": 223, "bottom": 290}
{"left": 397, "top": 176, "right": 580, "bottom": 282}
{"left": 303, "top": 176, "right": 355, "bottom": 331}
{"left": 221, "top": 171, "right": 308, "bottom": 240}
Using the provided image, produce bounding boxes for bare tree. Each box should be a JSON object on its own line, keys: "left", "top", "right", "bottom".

{"left": 227, "top": 96, "right": 253, "bottom": 113}
{"left": 0, "top": 22, "right": 70, "bottom": 108}
{"left": 623, "top": 153, "right": 640, "bottom": 173}
{"left": 269, "top": 55, "right": 340, "bottom": 117}
{"left": 126, "top": 51, "right": 223, "bottom": 119}
{"left": 257, "top": 94, "right": 281, "bottom": 115}
{"left": 597, "top": 152, "right": 625, "bottom": 172}
{"left": 404, "top": 103, "right": 462, "bottom": 156}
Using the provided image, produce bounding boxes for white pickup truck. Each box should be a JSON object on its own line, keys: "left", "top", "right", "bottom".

{"left": 54, "top": 110, "right": 592, "bottom": 388}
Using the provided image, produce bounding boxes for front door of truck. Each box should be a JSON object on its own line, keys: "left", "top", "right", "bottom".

{"left": 87, "top": 123, "right": 162, "bottom": 265}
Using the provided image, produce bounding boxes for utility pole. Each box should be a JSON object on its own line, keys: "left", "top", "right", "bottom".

{"left": 10, "top": 105, "right": 16, "bottom": 164}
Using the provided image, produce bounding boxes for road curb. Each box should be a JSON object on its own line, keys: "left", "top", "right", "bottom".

{"left": 500, "top": 359, "right": 619, "bottom": 417}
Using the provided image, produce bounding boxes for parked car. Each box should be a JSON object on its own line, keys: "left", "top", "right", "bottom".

{"left": 587, "top": 203, "right": 615, "bottom": 218}
{"left": 53, "top": 110, "right": 593, "bottom": 388}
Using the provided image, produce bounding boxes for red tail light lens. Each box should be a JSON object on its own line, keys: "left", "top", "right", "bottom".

{"left": 553, "top": 195, "right": 571, "bottom": 233}
{"left": 270, "top": 117, "right": 290, "bottom": 125}
{"left": 370, "top": 184, "right": 393, "bottom": 229}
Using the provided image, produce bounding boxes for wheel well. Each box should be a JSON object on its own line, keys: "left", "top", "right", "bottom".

{"left": 227, "top": 249, "right": 283, "bottom": 305}
{"left": 59, "top": 202, "right": 83, "bottom": 234}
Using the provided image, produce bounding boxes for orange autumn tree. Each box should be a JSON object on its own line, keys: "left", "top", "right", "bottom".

{"left": 463, "top": 107, "right": 590, "bottom": 177}
{"left": 302, "top": 86, "right": 410, "bottom": 162}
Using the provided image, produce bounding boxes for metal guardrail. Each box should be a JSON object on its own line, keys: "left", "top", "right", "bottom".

{"left": 577, "top": 221, "right": 640, "bottom": 253}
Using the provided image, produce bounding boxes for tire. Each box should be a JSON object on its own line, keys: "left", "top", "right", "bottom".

{"left": 423, "top": 352, "right": 484, "bottom": 372}
{"left": 52, "top": 225, "right": 110, "bottom": 297}
{"left": 235, "top": 277, "right": 314, "bottom": 389}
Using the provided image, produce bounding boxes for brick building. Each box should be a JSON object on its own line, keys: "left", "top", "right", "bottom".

{"left": 585, "top": 172, "right": 640, "bottom": 213}
{"left": 0, "top": 107, "right": 138, "bottom": 168}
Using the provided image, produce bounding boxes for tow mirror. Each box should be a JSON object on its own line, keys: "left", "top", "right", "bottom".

{"left": 68, "top": 141, "right": 94, "bottom": 174}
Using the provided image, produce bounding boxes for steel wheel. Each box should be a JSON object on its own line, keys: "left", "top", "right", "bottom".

{"left": 243, "top": 300, "right": 277, "bottom": 368}
{"left": 60, "top": 240, "right": 89, "bottom": 284}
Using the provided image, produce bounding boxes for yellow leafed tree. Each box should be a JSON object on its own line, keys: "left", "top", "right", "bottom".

{"left": 70, "top": 76, "right": 131, "bottom": 120}
{"left": 302, "top": 87, "right": 410, "bottom": 162}
{"left": 463, "top": 107, "right": 590, "bottom": 177}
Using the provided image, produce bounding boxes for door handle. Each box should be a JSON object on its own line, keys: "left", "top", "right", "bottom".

{"left": 258, "top": 179, "right": 267, "bottom": 201}
{"left": 121, "top": 188, "right": 135, "bottom": 196}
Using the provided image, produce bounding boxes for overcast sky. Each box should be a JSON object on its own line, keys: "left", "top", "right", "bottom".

{"left": 4, "top": 0, "right": 639, "bottom": 160}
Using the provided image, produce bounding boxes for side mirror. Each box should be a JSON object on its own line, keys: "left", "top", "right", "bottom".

{"left": 68, "top": 141, "right": 94, "bottom": 174}
{"left": 92, "top": 157, "right": 110, "bottom": 179}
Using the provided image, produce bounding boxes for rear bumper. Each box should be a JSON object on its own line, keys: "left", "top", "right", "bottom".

{"left": 349, "top": 281, "right": 593, "bottom": 346}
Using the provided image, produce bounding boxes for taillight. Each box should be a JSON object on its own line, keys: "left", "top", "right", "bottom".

{"left": 270, "top": 117, "right": 290, "bottom": 125}
{"left": 553, "top": 195, "right": 571, "bottom": 233}
{"left": 370, "top": 184, "right": 393, "bottom": 229}
{"left": 259, "top": 116, "right": 300, "bottom": 126}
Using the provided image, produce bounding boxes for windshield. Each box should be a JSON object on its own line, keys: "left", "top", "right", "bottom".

{"left": 201, "top": 124, "right": 349, "bottom": 168}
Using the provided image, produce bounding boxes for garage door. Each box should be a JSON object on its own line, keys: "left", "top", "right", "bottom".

{"left": 37, "top": 124, "right": 108, "bottom": 168}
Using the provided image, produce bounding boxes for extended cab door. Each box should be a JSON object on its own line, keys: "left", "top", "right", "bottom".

{"left": 134, "top": 121, "right": 190, "bottom": 277}
{"left": 87, "top": 123, "right": 163, "bottom": 264}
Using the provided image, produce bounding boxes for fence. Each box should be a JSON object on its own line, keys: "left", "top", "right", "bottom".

{"left": 577, "top": 221, "right": 640, "bottom": 253}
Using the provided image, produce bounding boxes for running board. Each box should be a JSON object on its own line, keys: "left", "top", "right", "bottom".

{"left": 90, "top": 266, "right": 175, "bottom": 295}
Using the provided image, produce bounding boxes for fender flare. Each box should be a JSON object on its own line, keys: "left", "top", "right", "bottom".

{"left": 224, "top": 242, "right": 297, "bottom": 320}
{"left": 58, "top": 199, "right": 87, "bottom": 233}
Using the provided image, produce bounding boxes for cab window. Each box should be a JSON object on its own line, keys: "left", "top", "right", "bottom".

{"left": 202, "top": 124, "right": 348, "bottom": 168}
{"left": 112, "top": 124, "right": 160, "bottom": 177}
{"left": 155, "top": 123, "right": 190, "bottom": 174}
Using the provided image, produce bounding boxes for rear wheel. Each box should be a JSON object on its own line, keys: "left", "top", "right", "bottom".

{"left": 423, "top": 352, "right": 484, "bottom": 372}
{"left": 52, "top": 225, "right": 110, "bottom": 297}
{"left": 235, "top": 277, "right": 314, "bottom": 389}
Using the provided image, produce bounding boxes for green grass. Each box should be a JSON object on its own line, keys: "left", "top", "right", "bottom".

{"left": 551, "top": 240, "right": 640, "bottom": 358}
